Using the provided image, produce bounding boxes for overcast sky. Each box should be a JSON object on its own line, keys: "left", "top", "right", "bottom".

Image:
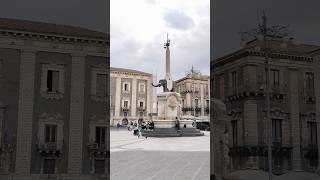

{"left": 212, "top": 0, "right": 320, "bottom": 59}
{"left": 111, "top": 0, "right": 210, "bottom": 81}
{"left": 0, "top": 0, "right": 108, "bottom": 33}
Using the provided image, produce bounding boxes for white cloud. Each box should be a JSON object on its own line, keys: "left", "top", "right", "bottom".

{"left": 111, "top": 0, "right": 210, "bottom": 81}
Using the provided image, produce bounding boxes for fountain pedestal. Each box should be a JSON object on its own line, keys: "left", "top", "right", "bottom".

{"left": 142, "top": 92, "right": 203, "bottom": 137}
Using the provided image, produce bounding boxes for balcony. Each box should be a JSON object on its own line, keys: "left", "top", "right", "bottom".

{"left": 226, "top": 82, "right": 286, "bottom": 102}
{"left": 137, "top": 107, "right": 145, "bottom": 112}
{"left": 181, "top": 107, "right": 201, "bottom": 112}
{"left": 121, "top": 106, "right": 130, "bottom": 111}
{"left": 37, "top": 141, "right": 63, "bottom": 154}
{"left": 180, "top": 88, "right": 199, "bottom": 94}
{"left": 87, "top": 142, "right": 108, "bottom": 157}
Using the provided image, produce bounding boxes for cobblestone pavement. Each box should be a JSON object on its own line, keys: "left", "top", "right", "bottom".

{"left": 110, "top": 129, "right": 210, "bottom": 180}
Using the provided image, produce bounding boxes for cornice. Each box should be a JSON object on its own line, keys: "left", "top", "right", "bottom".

{"left": 0, "top": 29, "right": 108, "bottom": 45}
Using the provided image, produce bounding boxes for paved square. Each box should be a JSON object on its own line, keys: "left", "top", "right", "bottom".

{"left": 110, "top": 129, "right": 210, "bottom": 180}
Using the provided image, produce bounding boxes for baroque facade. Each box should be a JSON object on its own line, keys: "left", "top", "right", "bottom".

{"left": 0, "top": 18, "right": 109, "bottom": 179}
{"left": 212, "top": 38, "right": 320, "bottom": 175}
{"left": 110, "top": 67, "right": 154, "bottom": 126}
{"left": 175, "top": 71, "right": 210, "bottom": 119}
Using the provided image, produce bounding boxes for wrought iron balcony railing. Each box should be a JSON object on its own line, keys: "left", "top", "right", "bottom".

{"left": 87, "top": 142, "right": 108, "bottom": 152}
{"left": 37, "top": 141, "right": 63, "bottom": 153}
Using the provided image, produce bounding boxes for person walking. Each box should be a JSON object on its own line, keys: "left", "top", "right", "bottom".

{"left": 116, "top": 122, "right": 120, "bottom": 131}
{"left": 175, "top": 117, "right": 180, "bottom": 130}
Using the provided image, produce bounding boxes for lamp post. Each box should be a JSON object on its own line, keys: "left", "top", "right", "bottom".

{"left": 240, "top": 11, "right": 290, "bottom": 180}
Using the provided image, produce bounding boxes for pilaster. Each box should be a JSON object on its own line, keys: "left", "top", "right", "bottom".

{"left": 15, "top": 49, "right": 36, "bottom": 174}
{"left": 114, "top": 77, "right": 121, "bottom": 118}
{"left": 131, "top": 78, "right": 137, "bottom": 117}
{"left": 289, "top": 68, "right": 302, "bottom": 170}
{"left": 200, "top": 84, "right": 205, "bottom": 116}
{"left": 68, "top": 53, "right": 85, "bottom": 174}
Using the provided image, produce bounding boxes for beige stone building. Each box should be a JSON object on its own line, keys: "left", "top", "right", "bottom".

{"left": 175, "top": 70, "right": 210, "bottom": 119}
{"left": 0, "top": 18, "right": 109, "bottom": 179}
{"left": 212, "top": 37, "right": 320, "bottom": 175}
{"left": 110, "top": 67, "right": 154, "bottom": 126}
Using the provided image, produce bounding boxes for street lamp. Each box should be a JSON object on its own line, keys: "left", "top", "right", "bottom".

{"left": 240, "top": 11, "right": 290, "bottom": 180}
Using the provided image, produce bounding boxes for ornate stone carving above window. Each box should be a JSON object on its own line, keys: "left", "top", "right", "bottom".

{"left": 301, "top": 112, "right": 316, "bottom": 122}
{"left": 270, "top": 108, "right": 287, "bottom": 120}
{"left": 91, "top": 64, "right": 108, "bottom": 102}
{"left": 228, "top": 109, "right": 242, "bottom": 121}
{"left": 40, "top": 62, "right": 65, "bottom": 100}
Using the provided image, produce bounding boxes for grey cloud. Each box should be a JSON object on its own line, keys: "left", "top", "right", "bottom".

{"left": 164, "top": 10, "right": 195, "bottom": 30}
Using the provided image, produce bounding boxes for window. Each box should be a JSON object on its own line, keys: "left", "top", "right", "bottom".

{"left": 123, "top": 82, "right": 130, "bottom": 92}
{"left": 47, "top": 70, "right": 59, "bottom": 92}
{"left": 94, "top": 159, "right": 105, "bottom": 174}
{"left": 195, "top": 99, "right": 199, "bottom": 107}
{"left": 231, "top": 71, "right": 237, "bottom": 92}
{"left": 139, "top": 83, "right": 145, "bottom": 93}
{"left": 123, "top": 112, "right": 128, "bottom": 117}
{"left": 206, "top": 100, "right": 210, "bottom": 108}
{"left": 139, "top": 101, "right": 144, "bottom": 108}
{"left": 43, "top": 159, "right": 55, "bottom": 174}
{"left": 232, "top": 120, "right": 238, "bottom": 146}
{"left": 272, "top": 119, "right": 282, "bottom": 144}
{"left": 124, "top": 100, "right": 128, "bottom": 108}
{"left": 96, "top": 74, "right": 107, "bottom": 96}
{"left": 308, "top": 122, "right": 317, "bottom": 146}
{"left": 45, "top": 125, "right": 57, "bottom": 143}
{"left": 95, "top": 127, "right": 106, "bottom": 146}
{"left": 270, "top": 69, "right": 279, "bottom": 86}
{"left": 305, "top": 72, "right": 314, "bottom": 90}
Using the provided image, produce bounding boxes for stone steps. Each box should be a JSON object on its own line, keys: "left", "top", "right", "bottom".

{"left": 141, "top": 128, "right": 204, "bottom": 137}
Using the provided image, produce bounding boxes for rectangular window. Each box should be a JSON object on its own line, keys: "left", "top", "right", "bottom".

{"left": 43, "top": 159, "right": 55, "bottom": 174}
{"left": 232, "top": 120, "right": 238, "bottom": 145}
{"left": 305, "top": 72, "right": 314, "bottom": 90}
{"left": 270, "top": 69, "right": 279, "bottom": 86}
{"left": 308, "top": 122, "right": 317, "bottom": 146}
{"left": 139, "top": 84, "right": 145, "bottom": 93}
{"left": 124, "top": 101, "right": 128, "bottom": 107}
{"left": 96, "top": 74, "right": 107, "bottom": 96}
{"left": 231, "top": 71, "right": 237, "bottom": 92}
{"left": 94, "top": 159, "right": 105, "bottom": 174}
{"left": 95, "top": 127, "right": 106, "bottom": 146}
{"left": 124, "top": 83, "right": 129, "bottom": 91}
{"left": 45, "top": 125, "right": 57, "bottom": 143}
{"left": 195, "top": 99, "right": 199, "bottom": 107}
{"left": 47, "top": 70, "right": 59, "bottom": 92}
{"left": 139, "top": 101, "right": 144, "bottom": 108}
{"left": 272, "top": 119, "right": 282, "bottom": 144}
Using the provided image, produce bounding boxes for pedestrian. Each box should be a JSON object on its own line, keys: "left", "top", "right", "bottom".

{"left": 116, "top": 122, "right": 120, "bottom": 131}
{"left": 138, "top": 129, "right": 141, "bottom": 138}
{"left": 175, "top": 117, "right": 180, "bottom": 130}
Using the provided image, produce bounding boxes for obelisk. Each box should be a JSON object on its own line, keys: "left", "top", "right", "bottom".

{"left": 164, "top": 34, "right": 173, "bottom": 91}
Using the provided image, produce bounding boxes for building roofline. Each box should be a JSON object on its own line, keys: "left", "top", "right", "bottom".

{"left": 0, "top": 17, "right": 108, "bottom": 44}
{"left": 110, "top": 67, "right": 152, "bottom": 76}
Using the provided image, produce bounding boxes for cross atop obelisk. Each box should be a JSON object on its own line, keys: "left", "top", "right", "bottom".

{"left": 164, "top": 33, "right": 173, "bottom": 91}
